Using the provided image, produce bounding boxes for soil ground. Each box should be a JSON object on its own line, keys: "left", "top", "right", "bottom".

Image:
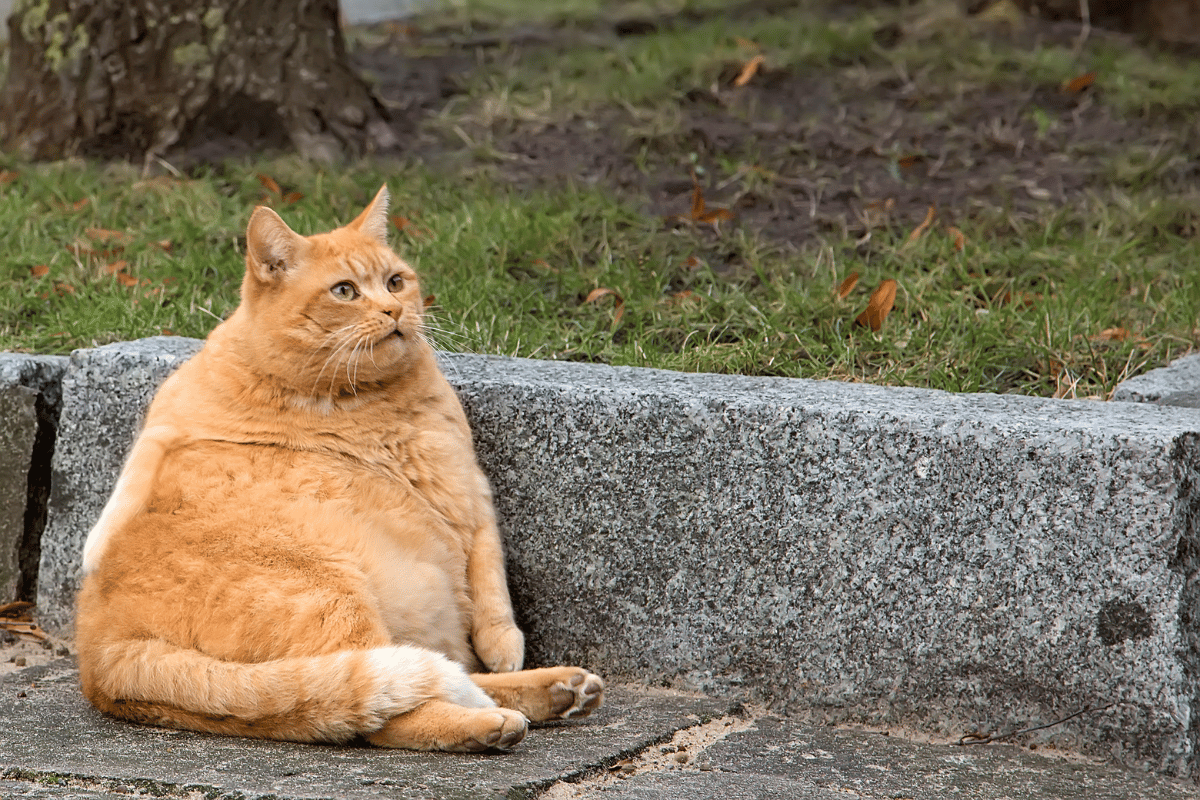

{"left": 334, "top": 3, "right": 1198, "bottom": 256}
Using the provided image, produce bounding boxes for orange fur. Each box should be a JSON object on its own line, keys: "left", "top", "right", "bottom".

{"left": 76, "top": 187, "right": 603, "bottom": 750}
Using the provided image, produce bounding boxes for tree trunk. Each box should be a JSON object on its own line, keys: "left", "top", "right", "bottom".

{"left": 0, "top": 0, "right": 396, "bottom": 162}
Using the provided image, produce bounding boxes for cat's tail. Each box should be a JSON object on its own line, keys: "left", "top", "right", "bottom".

{"left": 80, "top": 638, "right": 495, "bottom": 743}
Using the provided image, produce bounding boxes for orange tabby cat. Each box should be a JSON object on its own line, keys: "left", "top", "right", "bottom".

{"left": 75, "top": 187, "right": 603, "bottom": 751}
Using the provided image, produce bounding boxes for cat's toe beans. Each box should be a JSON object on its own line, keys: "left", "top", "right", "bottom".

{"left": 552, "top": 671, "right": 604, "bottom": 719}
{"left": 479, "top": 710, "right": 528, "bottom": 751}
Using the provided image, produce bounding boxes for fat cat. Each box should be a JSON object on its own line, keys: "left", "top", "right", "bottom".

{"left": 75, "top": 187, "right": 603, "bottom": 751}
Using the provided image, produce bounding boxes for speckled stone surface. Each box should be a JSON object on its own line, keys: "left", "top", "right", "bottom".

{"left": 0, "top": 353, "right": 68, "bottom": 602}
{"left": 1113, "top": 353, "right": 1200, "bottom": 408}
{"left": 32, "top": 340, "right": 1200, "bottom": 779}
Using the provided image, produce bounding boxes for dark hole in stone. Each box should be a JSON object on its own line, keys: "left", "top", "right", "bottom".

{"left": 1097, "top": 599, "right": 1152, "bottom": 646}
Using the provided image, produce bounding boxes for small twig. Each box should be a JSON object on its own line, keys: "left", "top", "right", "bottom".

{"left": 1075, "top": 0, "right": 1092, "bottom": 52}
{"left": 957, "top": 702, "right": 1116, "bottom": 746}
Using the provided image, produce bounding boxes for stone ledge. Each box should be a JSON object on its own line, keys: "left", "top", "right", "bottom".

{"left": 1113, "top": 353, "right": 1200, "bottom": 408}
{"left": 23, "top": 338, "right": 1200, "bottom": 780}
{"left": 0, "top": 353, "right": 68, "bottom": 603}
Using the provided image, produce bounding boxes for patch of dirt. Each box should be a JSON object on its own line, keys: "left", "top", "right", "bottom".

{"left": 541, "top": 707, "right": 761, "bottom": 798}
{"left": 0, "top": 633, "right": 61, "bottom": 678}
{"left": 337, "top": 4, "right": 1199, "bottom": 253}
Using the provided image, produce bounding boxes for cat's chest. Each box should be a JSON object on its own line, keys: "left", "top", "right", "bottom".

{"left": 313, "top": 418, "right": 487, "bottom": 534}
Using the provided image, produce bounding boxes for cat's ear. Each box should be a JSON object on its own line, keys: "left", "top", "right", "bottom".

{"left": 246, "top": 206, "right": 303, "bottom": 282}
{"left": 348, "top": 185, "right": 390, "bottom": 244}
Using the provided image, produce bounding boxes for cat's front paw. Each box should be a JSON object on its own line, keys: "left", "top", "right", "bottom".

{"left": 473, "top": 623, "right": 525, "bottom": 673}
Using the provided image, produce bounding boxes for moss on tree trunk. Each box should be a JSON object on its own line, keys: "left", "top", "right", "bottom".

{"left": 0, "top": 0, "right": 395, "bottom": 161}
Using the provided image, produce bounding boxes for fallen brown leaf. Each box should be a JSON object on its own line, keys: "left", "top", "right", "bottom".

{"left": 85, "top": 227, "right": 132, "bottom": 245}
{"left": 116, "top": 272, "right": 139, "bottom": 288}
{"left": 29, "top": 264, "right": 49, "bottom": 278}
{"left": 256, "top": 173, "right": 282, "bottom": 196}
{"left": 584, "top": 287, "right": 625, "bottom": 325}
{"left": 734, "top": 54, "right": 765, "bottom": 87}
{"left": 283, "top": 191, "right": 304, "bottom": 205}
{"left": 906, "top": 205, "right": 936, "bottom": 244}
{"left": 0, "top": 600, "right": 34, "bottom": 620}
{"left": 1063, "top": 71, "right": 1097, "bottom": 93}
{"left": 104, "top": 260, "right": 128, "bottom": 275}
{"left": 855, "top": 279, "right": 897, "bottom": 331}
{"left": 1091, "top": 327, "right": 1133, "bottom": 342}
{"left": 686, "top": 183, "right": 734, "bottom": 226}
{"left": 0, "top": 619, "right": 49, "bottom": 641}
{"left": 423, "top": 294, "right": 436, "bottom": 308}
{"left": 53, "top": 281, "right": 75, "bottom": 296}
{"left": 837, "top": 272, "right": 860, "bottom": 299}
{"left": 947, "top": 226, "right": 966, "bottom": 252}
{"left": 0, "top": 170, "right": 19, "bottom": 185}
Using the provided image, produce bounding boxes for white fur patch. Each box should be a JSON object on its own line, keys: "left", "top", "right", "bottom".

{"left": 366, "top": 646, "right": 494, "bottom": 716}
{"left": 82, "top": 472, "right": 136, "bottom": 574}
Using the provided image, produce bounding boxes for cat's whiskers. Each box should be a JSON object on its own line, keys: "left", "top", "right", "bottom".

{"left": 313, "top": 327, "right": 362, "bottom": 400}
{"left": 304, "top": 323, "right": 358, "bottom": 379}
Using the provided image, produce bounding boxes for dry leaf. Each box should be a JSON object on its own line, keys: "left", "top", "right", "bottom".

{"left": 947, "top": 226, "right": 966, "bottom": 252}
{"left": 1091, "top": 327, "right": 1132, "bottom": 342}
{"left": 256, "top": 173, "right": 282, "bottom": 196}
{"left": 53, "top": 281, "right": 75, "bottom": 296}
{"left": 30, "top": 264, "right": 49, "bottom": 278}
{"left": 0, "top": 600, "right": 34, "bottom": 620}
{"left": 734, "top": 54, "right": 765, "bottom": 87}
{"left": 423, "top": 294, "right": 436, "bottom": 308}
{"left": 151, "top": 239, "right": 173, "bottom": 252}
{"left": 906, "top": 205, "right": 936, "bottom": 244}
{"left": 160, "top": 328, "right": 174, "bottom": 336}
{"left": 837, "top": 272, "right": 860, "bottom": 299}
{"left": 1063, "top": 71, "right": 1097, "bottom": 93}
{"left": 855, "top": 279, "right": 897, "bottom": 331}
{"left": 70, "top": 198, "right": 90, "bottom": 211}
{"left": 104, "top": 260, "right": 128, "bottom": 275}
{"left": 0, "top": 619, "right": 49, "bottom": 641}
{"left": 85, "top": 227, "right": 132, "bottom": 245}
{"left": 684, "top": 255, "right": 703, "bottom": 270}
{"left": 686, "top": 184, "right": 733, "bottom": 226}
{"left": 283, "top": 191, "right": 304, "bottom": 205}
{"left": 698, "top": 208, "right": 735, "bottom": 223}
{"left": 116, "top": 272, "right": 139, "bottom": 288}
{"left": 584, "top": 287, "right": 625, "bottom": 325}
{"left": 0, "top": 170, "right": 19, "bottom": 185}
{"left": 691, "top": 184, "right": 706, "bottom": 219}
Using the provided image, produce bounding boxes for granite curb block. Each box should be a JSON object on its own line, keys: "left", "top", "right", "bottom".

{"left": 20, "top": 338, "right": 1200, "bottom": 781}
{"left": 1113, "top": 352, "right": 1200, "bottom": 408}
{"left": 0, "top": 353, "right": 68, "bottom": 604}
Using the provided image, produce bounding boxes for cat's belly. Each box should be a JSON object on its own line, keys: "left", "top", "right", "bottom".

{"left": 127, "top": 439, "right": 477, "bottom": 665}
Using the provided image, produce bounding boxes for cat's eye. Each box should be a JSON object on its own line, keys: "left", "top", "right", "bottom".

{"left": 330, "top": 282, "right": 358, "bottom": 301}
{"left": 387, "top": 274, "right": 404, "bottom": 293}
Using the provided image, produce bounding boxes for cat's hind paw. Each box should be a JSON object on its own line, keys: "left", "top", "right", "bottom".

{"left": 547, "top": 669, "right": 604, "bottom": 720}
{"left": 471, "top": 666, "right": 604, "bottom": 723}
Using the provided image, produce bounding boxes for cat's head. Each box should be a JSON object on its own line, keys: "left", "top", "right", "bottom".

{"left": 233, "top": 186, "right": 428, "bottom": 396}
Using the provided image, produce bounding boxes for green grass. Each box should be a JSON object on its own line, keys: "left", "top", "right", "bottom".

{"left": 3, "top": 0, "right": 1199, "bottom": 399}
{"left": 3, "top": 157, "right": 1194, "bottom": 398}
